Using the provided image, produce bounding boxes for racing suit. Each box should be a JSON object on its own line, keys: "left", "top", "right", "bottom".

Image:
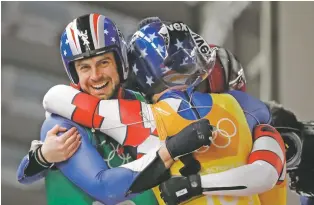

{"left": 38, "top": 84, "right": 286, "bottom": 205}
{"left": 17, "top": 87, "right": 158, "bottom": 205}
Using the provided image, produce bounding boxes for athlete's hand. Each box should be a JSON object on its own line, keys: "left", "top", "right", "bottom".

{"left": 165, "top": 119, "right": 213, "bottom": 160}
{"left": 40, "top": 125, "right": 81, "bottom": 163}
{"left": 126, "top": 119, "right": 212, "bottom": 196}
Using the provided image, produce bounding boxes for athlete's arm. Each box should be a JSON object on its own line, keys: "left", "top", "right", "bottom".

{"left": 160, "top": 91, "right": 285, "bottom": 204}
{"left": 41, "top": 114, "right": 141, "bottom": 205}
{"left": 160, "top": 123, "right": 286, "bottom": 205}
{"left": 200, "top": 91, "right": 286, "bottom": 196}
{"left": 40, "top": 114, "right": 212, "bottom": 204}
{"left": 199, "top": 123, "right": 285, "bottom": 196}
{"left": 17, "top": 150, "right": 48, "bottom": 184}
{"left": 17, "top": 125, "right": 81, "bottom": 184}
{"left": 43, "top": 85, "right": 157, "bottom": 150}
{"left": 197, "top": 91, "right": 285, "bottom": 196}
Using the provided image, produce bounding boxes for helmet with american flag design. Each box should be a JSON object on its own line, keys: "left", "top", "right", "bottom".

{"left": 128, "top": 20, "right": 217, "bottom": 99}
{"left": 60, "top": 13, "right": 129, "bottom": 85}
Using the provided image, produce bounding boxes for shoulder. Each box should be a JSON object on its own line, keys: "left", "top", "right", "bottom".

{"left": 228, "top": 90, "right": 271, "bottom": 124}
{"left": 42, "top": 114, "right": 81, "bottom": 128}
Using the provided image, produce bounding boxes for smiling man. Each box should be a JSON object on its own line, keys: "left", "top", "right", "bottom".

{"left": 74, "top": 52, "right": 120, "bottom": 99}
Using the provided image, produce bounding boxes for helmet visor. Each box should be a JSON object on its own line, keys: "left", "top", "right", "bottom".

{"left": 161, "top": 46, "right": 216, "bottom": 88}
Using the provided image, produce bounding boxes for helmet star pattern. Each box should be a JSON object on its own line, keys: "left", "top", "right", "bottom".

{"left": 146, "top": 76, "right": 154, "bottom": 86}
{"left": 60, "top": 13, "right": 129, "bottom": 84}
{"left": 133, "top": 64, "right": 138, "bottom": 75}
{"left": 128, "top": 21, "right": 214, "bottom": 98}
{"left": 174, "top": 39, "right": 184, "bottom": 50}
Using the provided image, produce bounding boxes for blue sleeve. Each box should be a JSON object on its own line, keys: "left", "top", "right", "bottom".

{"left": 228, "top": 90, "right": 271, "bottom": 133}
{"left": 41, "top": 114, "right": 139, "bottom": 205}
{"left": 16, "top": 154, "right": 47, "bottom": 184}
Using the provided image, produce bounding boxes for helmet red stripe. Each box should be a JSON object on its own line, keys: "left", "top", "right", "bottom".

{"left": 93, "top": 13, "right": 100, "bottom": 42}
{"left": 70, "top": 28, "right": 77, "bottom": 48}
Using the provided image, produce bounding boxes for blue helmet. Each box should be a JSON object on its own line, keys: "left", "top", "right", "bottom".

{"left": 128, "top": 20, "right": 216, "bottom": 98}
{"left": 60, "top": 13, "right": 129, "bottom": 85}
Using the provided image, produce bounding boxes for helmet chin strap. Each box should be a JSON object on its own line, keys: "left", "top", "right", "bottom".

{"left": 70, "top": 82, "right": 81, "bottom": 90}
{"left": 188, "top": 76, "right": 203, "bottom": 88}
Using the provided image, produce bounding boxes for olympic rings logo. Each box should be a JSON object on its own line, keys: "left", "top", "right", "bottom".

{"left": 196, "top": 118, "right": 237, "bottom": 153}
{"left": 100, "top": 140, "right": 132, "bottom": 168}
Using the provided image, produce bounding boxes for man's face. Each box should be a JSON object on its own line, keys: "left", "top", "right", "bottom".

{"left": 74, "top": 52, "right": 120, "bottom": 100}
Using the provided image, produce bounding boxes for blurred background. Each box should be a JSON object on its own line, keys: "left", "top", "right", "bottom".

{"left": 2, "top": 1, "right": 314, "bottom": 204}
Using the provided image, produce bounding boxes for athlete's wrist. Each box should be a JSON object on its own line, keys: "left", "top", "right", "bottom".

{"left": 37, "top": 145, "right": 53, "bottom": 165}
{"left": 158, "top": 145, "right": 174, "bottom": 169}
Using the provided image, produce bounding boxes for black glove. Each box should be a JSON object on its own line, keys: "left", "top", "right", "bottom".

{"left": 166, "top": 119, "right": 213, "bottom": 160}
{"left": 126, "top": 119, "right": 212, "bottom": 196}
{"left": 159, "top": 174, "right": 203, "bottom": 205}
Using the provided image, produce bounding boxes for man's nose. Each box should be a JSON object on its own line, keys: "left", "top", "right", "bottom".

{"left": 90, "top": 67, "right": 102, "bottom": 81}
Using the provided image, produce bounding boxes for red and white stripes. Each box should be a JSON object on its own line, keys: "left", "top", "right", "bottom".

{"left": 43, "top": 85, "right": 157, "bottom": 149}
{"left": 248, "top": 124, "right": 286, "bottom": 183}
{"left": 65, "top": 20, "right": 80, "bottom": 55}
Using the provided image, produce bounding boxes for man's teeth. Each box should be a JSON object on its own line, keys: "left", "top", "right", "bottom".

{"left": 92, "top": 82, "right": 108, "bottom": 89}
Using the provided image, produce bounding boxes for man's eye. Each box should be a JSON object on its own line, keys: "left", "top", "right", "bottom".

{"left": 80, "top": 66, "right": 89, "bottom": 71}
{"left": 101, "top": 61, "right": 109, "bottom": 66}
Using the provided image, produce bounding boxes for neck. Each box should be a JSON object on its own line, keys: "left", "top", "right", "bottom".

{"left": 109, "top": 86, "right": 124, "bottom": 99}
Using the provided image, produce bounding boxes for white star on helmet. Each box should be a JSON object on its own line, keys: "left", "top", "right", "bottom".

{"left": 157, "top": 44, "right": 164, "bottom": 53}
{"left": 140, "top": 48, "right": 148, "bottom": 58}
{"left": 146, "top": 76, "right": 154, "bottom": 86}
{"left": 133, "top": 64, "right": 138, "bottom": 75}
{"left": 148, "top": 32, "right": 157, "bottom": 41}
{"left": 174, "top": 39, "right": 184, "bottom": 50}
